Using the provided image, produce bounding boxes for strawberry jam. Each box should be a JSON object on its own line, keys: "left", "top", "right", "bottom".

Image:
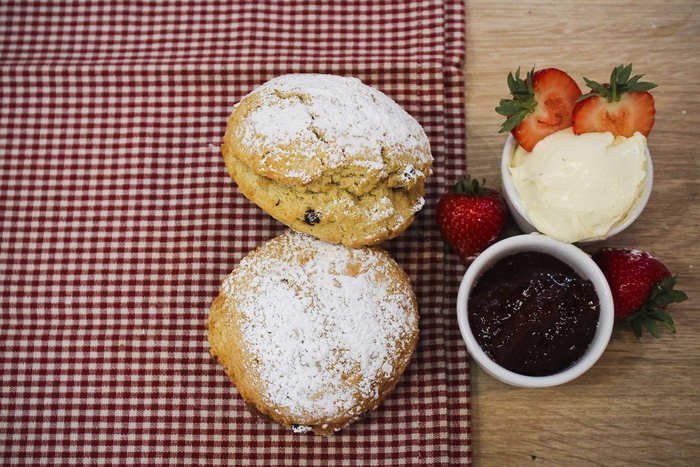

{"left": 468, "top": 251, "right": 599, "bottom": 376}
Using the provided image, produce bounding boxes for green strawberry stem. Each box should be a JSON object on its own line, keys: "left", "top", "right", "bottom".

{"left": 625, "top": 275, "right": 688, "bottom": 339}
{"left": 578, "top": 63, "right": 658, "bottom": 103}
{"left": 496, "top": 67, "right": 536, "bottom": 133}
{"left": 453, "top": 176, "right": 489, "bottom": 196}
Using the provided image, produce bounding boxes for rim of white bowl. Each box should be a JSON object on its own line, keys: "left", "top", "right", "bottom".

{"left": 456, "top": 234, "right": 614, "bottom": 388}
{"left": 500, "top": 134, "right": 653, "bottom": 242}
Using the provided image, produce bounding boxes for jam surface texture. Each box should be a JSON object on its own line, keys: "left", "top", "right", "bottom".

{"left": 468, "top": 251, "right": 599, "bottom": 376}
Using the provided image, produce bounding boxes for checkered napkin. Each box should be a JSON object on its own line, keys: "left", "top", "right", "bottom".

{"left": 0, "top": 1, "right": 470, "bottom": 465}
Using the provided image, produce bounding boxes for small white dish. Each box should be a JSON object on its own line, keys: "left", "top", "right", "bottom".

{"left": 500, "top": 134, "right": 654, "bottom": 243}
{"left": 456, "top": 234, "right": 614, "bottom": 388}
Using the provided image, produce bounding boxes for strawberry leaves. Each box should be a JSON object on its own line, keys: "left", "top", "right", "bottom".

{"left": 453, "top": 175, "right": 488, "bottom": 196}
{"left": 578, "top": 63, "right": 658, "bottom": 103}
{"left": 496, "top": 67, "right": 537, "bottom": 134}
{"left": 626, "top": 275, "right": 688, "bottom": 339}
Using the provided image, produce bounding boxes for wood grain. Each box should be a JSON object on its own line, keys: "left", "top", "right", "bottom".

{"left": 463, "top": 1, "right": 700, "bottom": 465}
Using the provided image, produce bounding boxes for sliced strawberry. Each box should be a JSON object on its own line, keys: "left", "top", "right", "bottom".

{"left": 573, "top": 63, "right": 657, "bottom": 137}
{"left": 496, "top": 67, "right": 582, "bottom": 152}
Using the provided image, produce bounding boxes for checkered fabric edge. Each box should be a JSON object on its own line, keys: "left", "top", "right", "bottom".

{"left": 0, "top": 1, "right": 470, "bottom": 465}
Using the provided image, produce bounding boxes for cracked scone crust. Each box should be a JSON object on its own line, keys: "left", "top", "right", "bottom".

{"left": 207, "top": 230, "right": 419, "bottom": 436}
{"left": 222, "top": 74, "right": 433, "bottom": 247}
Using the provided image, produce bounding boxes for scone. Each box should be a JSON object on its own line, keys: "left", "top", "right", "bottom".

{"left": 222, "top": 74, "right": 433, "bottom": 247}
{"left": 208, "top": 230, "right": 419, "bottom": 435}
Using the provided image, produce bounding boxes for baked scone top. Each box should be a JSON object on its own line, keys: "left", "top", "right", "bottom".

{"left": 225, "top": 74, "right": 433, "bottom": 186}
{"left": 211, "top": 230, "right": 419, "bottom": 424}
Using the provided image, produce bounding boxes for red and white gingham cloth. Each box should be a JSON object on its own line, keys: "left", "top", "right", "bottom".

{"left": 0, "top": 1, "right": 470, "bottom": 465}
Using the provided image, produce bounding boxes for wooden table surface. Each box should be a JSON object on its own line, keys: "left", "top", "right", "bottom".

{"left": 463, "top": 1, "right": 700, "bottom": 465}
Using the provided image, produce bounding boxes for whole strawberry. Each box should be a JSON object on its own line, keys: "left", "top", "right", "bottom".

{"left": 437, "top": 176, "right": 507, "bottom": 265}
{"left": 593, "top": 248, "right": 688, "bottom": 338}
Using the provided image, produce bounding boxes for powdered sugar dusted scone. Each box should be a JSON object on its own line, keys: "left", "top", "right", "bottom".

{"left": 222, "top": 74, "right": 433, "bottom": 247}
{"left": 208, "top": 230, "right": 419, "bottom": 435}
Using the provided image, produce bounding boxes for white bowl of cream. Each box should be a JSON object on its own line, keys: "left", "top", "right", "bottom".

{"left": 501, "top": 128, "right": 653, "bottom": 244}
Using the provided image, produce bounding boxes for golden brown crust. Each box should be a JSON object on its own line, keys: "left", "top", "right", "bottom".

{"left": 207, "top": 230, "right": 419, "bottom": 435}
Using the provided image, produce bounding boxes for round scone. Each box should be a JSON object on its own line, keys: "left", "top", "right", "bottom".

{"left": 208, "top": 230, "right": 419, "bottom": 435}
{"left": 222, "top": 74, "right": 433, "bottom": 247}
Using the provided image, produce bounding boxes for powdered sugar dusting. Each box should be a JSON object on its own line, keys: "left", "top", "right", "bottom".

{"left": 413, "top": 197, "right": 426, "bottom": 212}
{"left": 369, "top": 196, "right": 398, "bottom": 223}
{"left": 220, "top": 230, "right": 418, "bottom": 422}
{"left": 237, "top": 74, "right": 431, "bottom": 183}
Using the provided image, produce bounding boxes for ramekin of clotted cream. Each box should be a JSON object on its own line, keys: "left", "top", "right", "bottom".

{"left": 501, "top": 127, "right": 653, "bottom": 244}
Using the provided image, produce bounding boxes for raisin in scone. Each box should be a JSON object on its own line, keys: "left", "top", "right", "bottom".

{"left": 208, "top": 230, "right": 419, "bottom": 436}
{"left": 222, "top": 74, "right": 433, "bottom": 247}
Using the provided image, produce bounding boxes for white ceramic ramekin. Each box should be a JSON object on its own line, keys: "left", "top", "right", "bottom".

{"left": 500, "top": 134, "right": 654, "bottom": 242}
{"left": 456, "top": 234, "right": 614, "bottom": 388}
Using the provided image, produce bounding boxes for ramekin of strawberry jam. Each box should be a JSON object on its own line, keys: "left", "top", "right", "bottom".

{"left": 456, "top": 234, "right": 614, "bottom": 388}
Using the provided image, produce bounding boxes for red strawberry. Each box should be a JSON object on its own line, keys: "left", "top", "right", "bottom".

{"left": 593, "top": 248, "right": 687, "bottom": 338}
{"left": 496, "top": 67, "right": 582, "bottom": 152}
{"left": 437, "top": 176, "right": 507, "bottom": 265}
{"left": 573, "top": 63, "right": 657, "bottom": 137}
